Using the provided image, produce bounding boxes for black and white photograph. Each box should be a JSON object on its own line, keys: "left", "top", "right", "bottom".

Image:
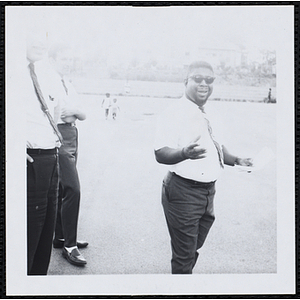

{"left": 5, "top": 3, "right": 295, "bottom": 296}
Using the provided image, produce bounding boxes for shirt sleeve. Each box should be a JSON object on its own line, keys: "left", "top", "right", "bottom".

{"left": 154, "top": 107, "right": 180, "bottom": 151}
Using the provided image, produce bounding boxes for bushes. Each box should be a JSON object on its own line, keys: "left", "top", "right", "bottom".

{"left": 106, "top": 63, "right": 276, "bottom": 87}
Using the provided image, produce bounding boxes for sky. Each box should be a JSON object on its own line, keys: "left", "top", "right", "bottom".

{"left": 12, "top": 5, "right": 293, "bottom": 64}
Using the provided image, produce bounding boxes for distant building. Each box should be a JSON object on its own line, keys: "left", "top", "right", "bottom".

{"left": 183, "top": 42, "right": 243, "bottom": 69}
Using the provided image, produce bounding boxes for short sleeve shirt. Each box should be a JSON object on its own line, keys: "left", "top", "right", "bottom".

{"left": 154, "top": 96, "right": 223, "bottom": 182}
{"left": 57, "top": 79, "right": 81, "bottom": 124}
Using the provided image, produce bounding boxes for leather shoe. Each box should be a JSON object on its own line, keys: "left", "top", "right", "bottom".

{"left": 62, "top": 247, "right": 87, "bottom": 266}
{"left": 53, "top": 239, "right": 89, "bottom": 249}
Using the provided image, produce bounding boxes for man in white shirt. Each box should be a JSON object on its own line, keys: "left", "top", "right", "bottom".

{"left": 26, "top": 31, "right": 63, "bottom": 275}
{"left": 154, "top": 61, "right": 252, "bottom": 274}
{"left": 48, "top": 44, "right": 88, "bottom": 266}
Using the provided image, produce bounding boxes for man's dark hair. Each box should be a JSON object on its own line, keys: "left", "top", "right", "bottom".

{"left": 187, "top": 61, "right": 214, "bottom": 77}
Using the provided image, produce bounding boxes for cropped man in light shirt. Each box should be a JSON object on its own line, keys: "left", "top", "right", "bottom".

{"left": 48, "top": 44, "right": 88, "bottom": 266}
{"left": 26, "top": 31, "right": 63, "bottom": 275}
{"left": 154, "top": 61, "right": 252, "bottom": 274}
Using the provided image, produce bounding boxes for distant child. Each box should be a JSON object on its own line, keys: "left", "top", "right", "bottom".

{"left": 101, "top": 93, "right": 111, "bottom": 120}
{"left": 110, "top": 98, "right": 120, "bottom": 120}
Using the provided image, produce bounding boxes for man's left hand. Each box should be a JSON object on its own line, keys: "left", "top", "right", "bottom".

{"left": 236, "top": 157, "right": 253, "bottom": 166}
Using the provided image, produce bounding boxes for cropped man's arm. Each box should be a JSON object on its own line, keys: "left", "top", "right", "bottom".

{"left": 68, "top": 86, "right": 87, "bottom": 121}
{"left": 74, "top": 108, "right": 86, "bottom": 121}
{"left": 222, "top": 145, "right": 237, "bottom": 166}
{"left": 222, "top": 145, "right": 253, "bottom": 166}
{"left": 61, "top": 107, "right": 86, "bottom": 121}
{"left": 155, "top": 147, "right": 186, "bottom": 165}
{"left": 155, "top": 140, "right": 206, "bottom": 165}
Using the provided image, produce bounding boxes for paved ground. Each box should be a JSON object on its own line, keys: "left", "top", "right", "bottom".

{"left": 48, "top": 95, "right": 276, "bottom": 276}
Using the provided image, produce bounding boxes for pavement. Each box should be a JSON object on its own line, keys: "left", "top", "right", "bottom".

{"left": 48, "top": 95, "right": 277, "bottom": 276}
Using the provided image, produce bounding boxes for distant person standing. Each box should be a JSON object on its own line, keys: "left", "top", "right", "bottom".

{"left": 26, "top": 31, "right": 63, "bottom": 275}
{"left": 154, "top": 61, "right": 253, "bottom": 274}
{"left": 268, "top": 88, "right": 272, "bottom": 103}
{"left": 49, "top": 44, "right": 88, "bottom": 266}
{"left": 110, "top": 98, "right": 120, "bottom": 120}
{"left": 124, "top": 82, "right": 131, "bottom": 94}
{"left": 102, "top": 93, "right": 111, "bottom": 120}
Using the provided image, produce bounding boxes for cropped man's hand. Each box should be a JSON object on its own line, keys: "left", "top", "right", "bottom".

{"left": 236, "top": 157, "right": 253, "bottom": 166}
{"left": 27, "top": 154, "right": 34, "bottom": 163}
{"left": 182, "top": 135, "right": 206, "bottom": 160}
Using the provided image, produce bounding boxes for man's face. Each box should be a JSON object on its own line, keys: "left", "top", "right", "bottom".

{"left": 185, "top": 67, "right": 214, "bottom": 107}
{"left": 26, "top": 33, "right": 48, "bottom": 62}
{"left": 52, "top": 50, "right": 73, "bottom": 77}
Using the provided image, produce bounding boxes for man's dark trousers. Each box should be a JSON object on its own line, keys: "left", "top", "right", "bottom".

{"left": 27, "top": 149, "right": 59, "bottom": 275}
{"left": 55, "top": 124, "right": 80, "bottom": 248}
{"left": 162, "top": 171, "right": 216, "bottom": 274}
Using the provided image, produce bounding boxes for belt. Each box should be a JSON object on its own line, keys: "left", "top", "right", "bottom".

{"left": 27, "top": 148, "right": 58, "bottom": 155}
{"left": 171, "top": 172, "right": 215, "bottom": 187}
{"left": 58, "top": 122, "right": 76, "bottom": 127}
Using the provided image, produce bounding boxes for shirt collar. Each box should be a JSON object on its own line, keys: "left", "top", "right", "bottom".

{"left": 180, "top": 94, "right": 206, "bottom": 113}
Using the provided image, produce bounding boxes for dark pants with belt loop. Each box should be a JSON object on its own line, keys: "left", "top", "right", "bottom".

{"left": 27, "top": 148, "right": 59, "bottom": 275}
{"left": 162, "top": 171, "right": 216, "bottom": 274}
{"left": 55, "top": 123, "right": 81, "bottom": 248}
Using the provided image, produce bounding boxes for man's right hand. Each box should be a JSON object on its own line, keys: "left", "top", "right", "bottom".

{"left": 182, "top": 135, "right": 207, "bottom": 160}
{"left": 27, "top": 154, "right": 34, "bottom": 163}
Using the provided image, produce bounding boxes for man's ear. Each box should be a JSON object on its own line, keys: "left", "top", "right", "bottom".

{"left": 184, "top": 78, "right": 188, "bottom": 86}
